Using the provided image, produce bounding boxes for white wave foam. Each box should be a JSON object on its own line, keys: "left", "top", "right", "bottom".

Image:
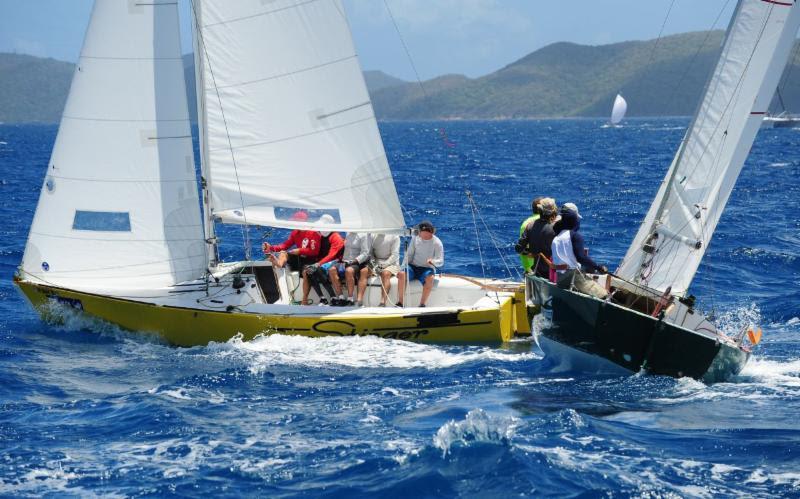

{"left": 738, "top": 357, "right": 800, "bottom": 389}
{"left": 432, "top": 408, "right": 519, "bottom": 457}
{"left": 210, "top": 334, "right": 537, "bottom": 372}
{"left": 0, "top": 461, "right": 85, "bottom": 496}
{"left": 714, "top": 302, "right": 762, "bottom": 339}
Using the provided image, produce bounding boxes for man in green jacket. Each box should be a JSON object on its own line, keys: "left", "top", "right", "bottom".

{"left": 518, "top": 197, "right": 542, "bottom": 273}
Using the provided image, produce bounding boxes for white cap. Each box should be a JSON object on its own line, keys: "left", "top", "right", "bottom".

{"left": 318, "top": 214, "right": 335, "bottom": 225}
{"left": 563, "top": 202, "right": 582, "bottom": 219}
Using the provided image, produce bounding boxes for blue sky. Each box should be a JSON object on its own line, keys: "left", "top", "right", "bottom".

{"left": 0, "top": 0, "right": 736, "bottom": 80}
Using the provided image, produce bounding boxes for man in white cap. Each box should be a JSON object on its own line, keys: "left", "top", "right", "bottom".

{"left": 551, "top": 203, "right": 608, "bottom": 299}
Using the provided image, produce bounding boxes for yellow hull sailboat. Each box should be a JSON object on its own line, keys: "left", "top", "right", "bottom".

{"left": 15, "top": 0, "right": 530, "bottom": 346}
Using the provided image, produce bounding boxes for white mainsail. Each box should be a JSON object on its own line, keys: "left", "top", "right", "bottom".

{"left": 610, "top": 94, "right": 627, "bottom": 125}
{"left": 618, "top": 0, "right": 800, "bottom": 296}
{"left": 193, "top": 0, "right": 406, "bottom": 233}
{"left": 20, "top": 1, "right": 206, "bottom": 292}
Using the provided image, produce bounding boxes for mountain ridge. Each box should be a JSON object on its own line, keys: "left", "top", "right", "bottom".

{"left": 2, "top": 30, "right": 799, "bottom": 123}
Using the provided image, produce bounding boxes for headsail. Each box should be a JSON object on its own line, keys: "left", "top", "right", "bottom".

{"left": 617, "top": 0, "right": 800, "bottom": 296}
{"left": 20, "top": 1, "right": 206, "bottom": 292}
{"left": 193, "top": 0, "right": 406, "bottom": 233}
{"left": 610, "top": 94, "right": 627, "bottom": 125}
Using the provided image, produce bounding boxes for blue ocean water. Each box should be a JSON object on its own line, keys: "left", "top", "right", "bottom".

{"left": 0, "top": 119, "right": 798, "bottom": 497}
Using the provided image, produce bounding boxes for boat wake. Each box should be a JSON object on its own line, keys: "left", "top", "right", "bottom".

{"left": 209, "top": 333, "right": 539, "bottom": 372}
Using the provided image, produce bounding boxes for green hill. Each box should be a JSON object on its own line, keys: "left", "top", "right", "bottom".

{"left": 3, "top": 30, "right": 800, "bottom": 122}
{"left": 0, "top": 53, "right": 74, "bottom": 123}
{"left": 371, "top": 31, "right": 729, "bottom": 119}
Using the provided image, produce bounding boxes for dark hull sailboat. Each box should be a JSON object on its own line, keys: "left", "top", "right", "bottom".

{"left": 527, "top": 275, "right": 750, "bottom": 383}
{"left": 524, "top": 0, "right": 799, "bottom": 383}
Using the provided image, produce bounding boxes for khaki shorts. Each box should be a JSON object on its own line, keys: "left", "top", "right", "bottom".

{"left": 369, "top": 263, "right": 400, "bottom": 276}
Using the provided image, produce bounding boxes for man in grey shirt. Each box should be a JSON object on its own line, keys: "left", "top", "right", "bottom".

{"left": 397, "top": 220, "right": 444, "bottom": 308}
{"left": 357, "top": 233, "right": 400, "bottom": 306}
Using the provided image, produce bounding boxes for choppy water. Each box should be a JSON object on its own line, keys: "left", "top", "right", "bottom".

{"left": 0, "top": 119, "right": 798, "bottom": 497}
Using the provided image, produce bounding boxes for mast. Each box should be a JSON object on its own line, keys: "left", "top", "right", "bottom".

{"left": 191, "top": 0, "right": 219, "bottom": 268}
{"left": 617, "top": 0, "right": 800, "bottom": 296}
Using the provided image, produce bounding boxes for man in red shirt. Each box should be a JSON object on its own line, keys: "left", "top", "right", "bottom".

{"left": 262, "top": 211, "right": 321, "bottom": 274}
{"left": 303, "top": 215, "right": 345, "bottom": 305}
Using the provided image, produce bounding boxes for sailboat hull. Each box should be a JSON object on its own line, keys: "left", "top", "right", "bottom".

{"left": 528, "top": 276, "right": 749, "bottom": 383}
{"left": 15, "top": 278, "right": 527, "bottom": 347}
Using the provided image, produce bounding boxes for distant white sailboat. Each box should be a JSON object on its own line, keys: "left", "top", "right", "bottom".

{"left": 761, "top": 89, "right": 800, "bottom": 128}
{"left": 609, "top": 93, "right": 627, "bottom": 126}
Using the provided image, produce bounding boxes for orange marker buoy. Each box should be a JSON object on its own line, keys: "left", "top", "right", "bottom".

{"left": 747, "top": 328, "right": 763, "bottom": 345}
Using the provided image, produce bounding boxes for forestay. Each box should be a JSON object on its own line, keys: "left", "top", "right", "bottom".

{"left": 194, "top": 0, "right": 406, "bottom": 233}
{"left": 20, "top": 1, "right": 206, "bottom": 292}
{"left": 617, "top": 0, "right": 800, "bottom": 296}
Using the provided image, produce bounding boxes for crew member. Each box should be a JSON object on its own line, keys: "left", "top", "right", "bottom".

{"left": 263, "top": 211, "right": 321, "bottom": 272}
{"left": 551, "top": 203, "right": 608, "bottom": 299}
{"left": 517, "top": 197, "right": 542, "bottom": 273}
{"left": 516, "top": 197, "right": 558, "bottom": 278}
{"left": 397, "top": 220, "right": 444, "bottom": 308}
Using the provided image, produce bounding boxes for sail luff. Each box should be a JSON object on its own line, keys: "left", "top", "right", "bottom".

{"left": 617, "top": 0, "right": 800, "bottom": 296}
{"left": 191, "top": 0, "right": 218, "bottom": 267}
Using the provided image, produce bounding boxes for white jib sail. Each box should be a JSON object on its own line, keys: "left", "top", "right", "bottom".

{"left": 20, "top": 0, "right": 206, "bottom": 292}
{"left": 611, "top": 94, "right": 627, "bottom": 125}
{"left": 194, "top": 0, "right": 406, "bottom": 233}
{"left": 617, "top": 0, "right": 800, "bottom": 296}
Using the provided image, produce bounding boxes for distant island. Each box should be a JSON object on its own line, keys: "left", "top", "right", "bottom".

{"left": 2, "top": 30, "right": 799, "bottom": 123}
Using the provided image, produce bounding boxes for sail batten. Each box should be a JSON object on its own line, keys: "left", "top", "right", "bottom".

{"left": 617, "top": 0, "right": 800, "bottom": 296}
{"left": 195, "top": 0, "right": 406, "bottom": 233}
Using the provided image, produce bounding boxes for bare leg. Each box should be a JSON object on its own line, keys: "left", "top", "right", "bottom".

{"left": 329, "top": 266, "right": 342, "bottom": 296}
{"left": 396, "top": 271, "right": 406, "bottom": 306}
{"left": 420, "top": 274, "right": 434, "bottom": 306}
{"left": 345, "top": 266, "right": 356, "bottom": 298}
{"left": 269, "top": 251, "right": 289, "bottom": 268}
{"left": 380, "top": 270, "right": 392, "bottom": 305}
{"left": 301, "top": 272, "right": 311, "bottom": 305}
{"left": 357, "top": 267, "right": 370, "bottom": 303}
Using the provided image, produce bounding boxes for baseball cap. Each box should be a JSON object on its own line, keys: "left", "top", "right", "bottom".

{"left": 417, "top": 220, "right": 435, "bottom": 232}
{"left": 562, "top": 202, "right": 582, "bottom": 219}
{"left": 289, "top": 211, "right": 309, "bottom": 222}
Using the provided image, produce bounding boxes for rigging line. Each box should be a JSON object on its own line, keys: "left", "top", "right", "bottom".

{"left": 467, "top": 192, "right": 520, "bottom": 281}
{"left": 637, "top": 0, "right": 677, "bottom": 91}
{"left": 777, "top": 37, "right": 800, "bottom": 93}
{"left": 639, "top": 2, "right": 776, "bottom": 279}
{"left": 690, "top": 3, "right": 778, "bottom": 246}
{"left": 189, "top": 0, "right": 252, "bottom": 262}
{"left": 662, "top": 0, "right": 733, "bottom": 111}
{"left": 661, "top": 3, "right": 774, "bottom": 212}
{"left": 382, "top": 0, "right": 428, "bottom": 100}
{"left": 467, "top": 191, "right": 488, "bottom": 285}
{"left": 384, "top": 0, "right": 514, "bottom": 279}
